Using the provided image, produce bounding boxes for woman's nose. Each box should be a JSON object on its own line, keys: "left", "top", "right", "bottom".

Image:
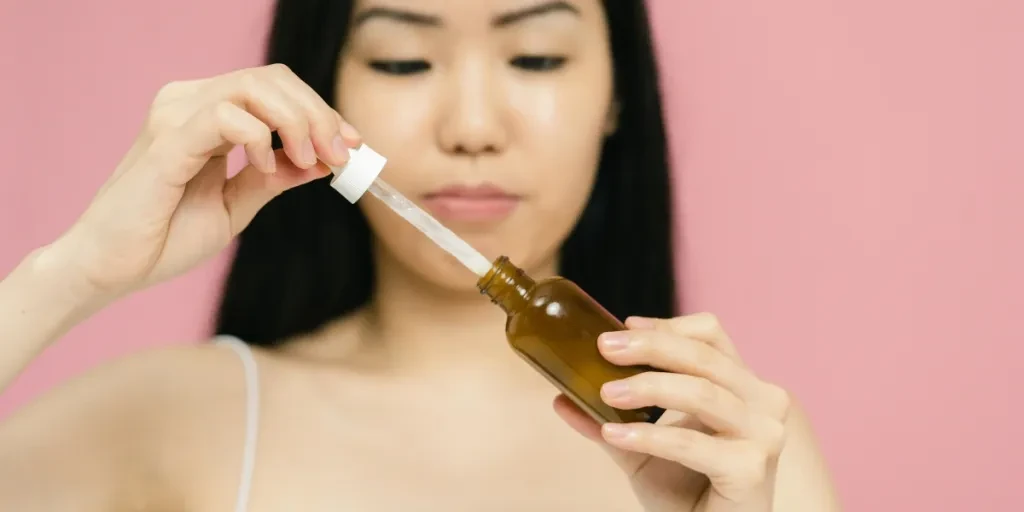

{"left": 436, "top": 59, "right": 509, "bottom": 157}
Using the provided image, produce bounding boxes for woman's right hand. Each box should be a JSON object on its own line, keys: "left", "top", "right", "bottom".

{"left": 47, "top": 64, "right": 360, "bottom": 301}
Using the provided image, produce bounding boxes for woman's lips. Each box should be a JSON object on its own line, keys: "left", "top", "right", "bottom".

{"left": 420, "top": 184, "right": 521, "bottom": 222}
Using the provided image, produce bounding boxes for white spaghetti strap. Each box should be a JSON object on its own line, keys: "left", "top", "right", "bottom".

{"left": 215, "top": 335, "right": 259, "bottom": 512}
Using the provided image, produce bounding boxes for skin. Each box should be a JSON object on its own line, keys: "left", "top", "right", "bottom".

{"left": 0, "top": 0, "right": 842, "bottom": 510}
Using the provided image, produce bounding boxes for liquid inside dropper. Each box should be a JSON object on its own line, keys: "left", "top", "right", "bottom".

{"left": 365, "top": 177, "right": 493, "bottom": 277}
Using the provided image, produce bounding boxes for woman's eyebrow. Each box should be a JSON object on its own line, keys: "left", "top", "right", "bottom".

{"left": 351, "top": 1, "right": 581, "bottom": 30}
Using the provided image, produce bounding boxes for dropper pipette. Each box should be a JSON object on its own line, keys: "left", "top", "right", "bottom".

{"left": 328, "top": 144, "right": 493, "bottom": 277}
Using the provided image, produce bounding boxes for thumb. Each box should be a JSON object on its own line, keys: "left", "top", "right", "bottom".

{"left": 222, "top": 150, "right": 332, "bottom": 235}
{"left": 552, "top": 394, "right": 649, "bottom": 474}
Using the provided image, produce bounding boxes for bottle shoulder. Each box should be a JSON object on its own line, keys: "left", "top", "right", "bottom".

{"left": 513, "top": 277, "right": 621, "bottom": 328}
{"left": 530, "top": 276, "right": 580, "bottom": 296}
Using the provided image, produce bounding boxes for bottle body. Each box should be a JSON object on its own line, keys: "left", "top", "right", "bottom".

{"left": 478, "top": 257, "right": 665, "bottom": 425}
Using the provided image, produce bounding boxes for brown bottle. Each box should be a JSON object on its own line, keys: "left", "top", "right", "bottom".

{"left": 477, "top": 256, "right": 665, "bottom": 425}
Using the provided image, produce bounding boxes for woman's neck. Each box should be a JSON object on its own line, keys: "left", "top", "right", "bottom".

{"left": 357, "top": 249, "right": 558, "bottom": 379}
{"left": 305, "top": 247, "right": 544, "bottom": 380}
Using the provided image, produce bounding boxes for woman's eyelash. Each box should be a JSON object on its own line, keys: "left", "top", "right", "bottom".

{"left": 368, "top": 60, "right": 432, "bottom": 75}
{"left": 367, "top": 56, "right": 567, "bottom": 75}
{"left": 510, "top": 55, "right": 567, "bottom": 71}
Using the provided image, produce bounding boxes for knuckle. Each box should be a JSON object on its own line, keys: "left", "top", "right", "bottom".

{"left": 266, "top": 62, "right": 292, "bottom": 76}
{"left": 237, "top": 122, "right": 272, "bottom": 148}
{"left": 144, "top": 107, "right": 179, "bottom": 135}
{"left": 313, "top": 107, "right": 339, "bottom": 132}
{"left": 629, "top": 331, "right": 653, "bottom": 355}
{"left": 694, "top": 311, "right": 722, "bottom": 332}
{"left": 632, "top": 373, "right": 661, "bottom": 400}
{"left": 693, "top": 376, "right": 719, "bottom": 405}
{"left": 667, "top": 428, "right": 700, "bottom": 460}
{"left": 691, "top": 341, "right": 719, "bottom": 369}
{"left": 146, "top": 83, "right": 193, "bottom": 133}
{"left": 762, "top": 382, "right": 792, "bottom": 419}
{"left": 671, "top": 312, "right": 722, "bottom": 337}
{"left": 303, "top": 110, "right": 334, "bottom": 135}
{"left": 667, "top": 315, "right": 689, "bottom": 333}
{"left": 278, "top": 111, "right": 307, "bottom": 134}
{"left": 255, "top": 124, "right": 273, "bottom": 144}
{"left": 211, "top": 101, "right": 236, "bottom": 121}
{"left": 668, "top": 312, "right": 722, "bottom": 336}
{"left": 238, "top": 68, "right": 262, "bottom": 90}
{"left": 153, "top": 80, "right": 185, "bottom": 103}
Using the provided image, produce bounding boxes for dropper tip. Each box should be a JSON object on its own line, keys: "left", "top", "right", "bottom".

{"left": 468, "top": 258, "right": 493, "bottom": 278}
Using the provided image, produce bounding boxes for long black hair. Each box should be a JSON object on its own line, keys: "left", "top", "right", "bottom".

{"left": 214, "top": 0, "right": 678, "bottom": 346}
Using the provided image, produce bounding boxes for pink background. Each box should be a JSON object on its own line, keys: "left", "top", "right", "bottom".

{"left": 2, "top": 0, "right": 1021, "bottom": 509}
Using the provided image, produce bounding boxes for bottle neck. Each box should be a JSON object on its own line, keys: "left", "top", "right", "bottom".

{"left": 477, "top": 256, "right": 536, "bottom": 315}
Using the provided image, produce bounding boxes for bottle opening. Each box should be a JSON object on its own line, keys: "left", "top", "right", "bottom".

{"left": 477, "top": 256, "right": 535, "bottom": 313}
{"left": 476, "top": 255, "right": 508, "bottom": 292}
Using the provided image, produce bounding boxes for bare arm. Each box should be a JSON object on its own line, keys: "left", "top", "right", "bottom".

{"left": 0, "top": 64, "right": 358, "bottom": 392}
{"left": 0, "top": 342, "right": 249, "bottom": 512}
{"left": 0, "top": 64, "right": 359, "bottom": 510}
{"left": 0, "top": 347, "right": 171, "bottom": 512}
{"left": 0, "top": 242, "right": 107, "bottom": 391}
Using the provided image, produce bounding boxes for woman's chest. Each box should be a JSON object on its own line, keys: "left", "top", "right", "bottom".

{"left": 243, "top": 389, "right": 642, "bottom": 510}
{"left": 180, "top": 366, "right": 646, "bottom": 511}
{"left": 243, "top": 434, "right": 644, "bottom": 512}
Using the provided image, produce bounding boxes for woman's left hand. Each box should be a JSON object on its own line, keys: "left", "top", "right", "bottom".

{"left": 553, "top": 313, "right": 792, "bottom": 512}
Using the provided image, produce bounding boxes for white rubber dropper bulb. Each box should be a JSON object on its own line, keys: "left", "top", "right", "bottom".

{"left": 329, "top": 144, "right": 388, "bottom": 203}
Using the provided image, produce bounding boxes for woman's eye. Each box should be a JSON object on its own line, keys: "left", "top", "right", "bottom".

{"left": 368, "top": 59, "right": 432, "bottom": 75}
{"left": 510, "top": 55, "right": 567, "bottom": 71}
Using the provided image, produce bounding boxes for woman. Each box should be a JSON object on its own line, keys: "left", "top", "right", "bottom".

{"left": 0, "top": 0, "right": 841, "bottom": 510}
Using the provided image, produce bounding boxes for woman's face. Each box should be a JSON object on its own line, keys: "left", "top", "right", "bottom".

{"left": 336, "top": 0, "right": 615, "bottom": 289}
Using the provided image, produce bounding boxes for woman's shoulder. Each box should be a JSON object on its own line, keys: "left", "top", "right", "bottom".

{"left": 0, "top": 339, "right": 259, "bottom": 511}
{"left": 7, "top": 339, "right": 254, "bottom": 423}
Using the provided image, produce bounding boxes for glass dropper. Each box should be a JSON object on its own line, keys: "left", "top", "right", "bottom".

{"left": 329, "top": 144, "right": 493, "bottom": 277}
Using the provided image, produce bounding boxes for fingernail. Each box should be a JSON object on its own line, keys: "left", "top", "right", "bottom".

{"left": 301, "top": 138, "right": 316, "bottom": 165}
{"left": 627, "top": 316, "right": 656, "bottom": 329}
{"left": 599, "top": 331, "right": 631, "bottom": 351}
{"left": 266, "top": 150, "right": 276, "bottom": 173}
{"left": 332, "top": 135, "right": 349, "bottom": 162}
{"left": 602, "top": 423, "right": 634, "bottom": 441}
{"left": 602, "top": 380, "right": 630, "bottom": 399}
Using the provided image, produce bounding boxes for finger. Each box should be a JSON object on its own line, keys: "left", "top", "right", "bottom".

{"left": 267, "top": 65, "right": 361, "bottom": 164}
{"left": 210, "top": 102, "right": 276, "bottom": 174}
{"left": 626, "top": 313, "right": 739, "bottom": 359}
{"left": 600, "top": 372, "right": 753, "bottom": 436}
{"left": 141, "top": 101, "right": 278, "bottom": 187}
{"left": 214, "top": 69, "right": 318, "bottom": 169}
{"left": 598, "top": 329, "right": 763, "bottom": 404}
{"left": 222, "top": 151, "right": 330, "bottom": 235}
{"left": 553, "top": 395, "right": 653, "bottom": 476}
{"left": 601, "top": 422, "right": 743, "bottom": 479}
{"left": 336, "top": 112, "right": 362, "bottom": 146}
{"left": 552, "top": 394, "right": 604, "bottom": 443}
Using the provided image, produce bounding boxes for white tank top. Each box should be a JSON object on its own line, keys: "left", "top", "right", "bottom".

{"left": 215, "top": 335, "right": 259, "bottom": 512}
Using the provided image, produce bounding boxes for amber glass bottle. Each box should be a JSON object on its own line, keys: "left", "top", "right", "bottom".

{"left": 477, "top": 256, "right": 665, "bottom": 425}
